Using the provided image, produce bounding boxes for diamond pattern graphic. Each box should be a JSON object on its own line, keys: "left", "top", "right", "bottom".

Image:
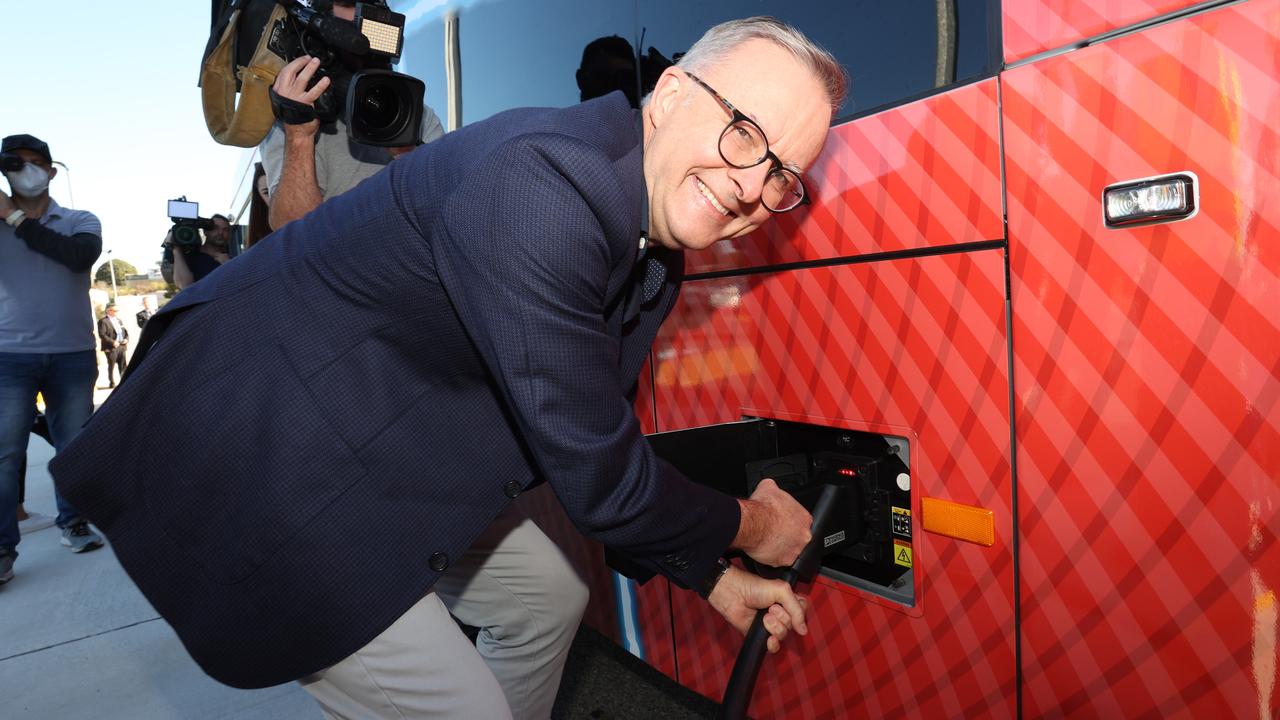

{"left": 1004, "top": 3, "right": 1280, "bottom": 717}
{"left": 563, "top": 5, "right": 1276, "bottom": 718}
{"left": 653, "top": 249, "right": 1014, "bottom": 719}
{"left": 685, "top": 80, "right": 1002, "bottom": 275}
{"left": 1003, "top": 0, "right": 1200, "bottom": 65}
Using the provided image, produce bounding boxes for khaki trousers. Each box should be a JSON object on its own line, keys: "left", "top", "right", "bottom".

{"left": 299, "top": 500, "right": 590, "bottom": 719}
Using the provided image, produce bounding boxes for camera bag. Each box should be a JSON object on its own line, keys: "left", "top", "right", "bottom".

{"left": 200, "top": 0, "right": 288, "bottom": 147}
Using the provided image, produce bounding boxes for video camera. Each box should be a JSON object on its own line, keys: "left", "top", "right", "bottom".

{"left": 266, "top": 0, "right": 424, "bottom": 146}
{"left": 167, "top": 198, "right": 216, "bottom": 250}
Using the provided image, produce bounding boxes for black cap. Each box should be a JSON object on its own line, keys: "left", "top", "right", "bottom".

{"left": 1, "top": 134, "right": 52, "bottom": 164}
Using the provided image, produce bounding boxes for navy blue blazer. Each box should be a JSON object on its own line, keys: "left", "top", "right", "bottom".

{"left": 50, "top": 94, "right": 741, "bottom": 689}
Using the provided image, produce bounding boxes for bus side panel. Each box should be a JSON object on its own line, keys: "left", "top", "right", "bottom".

{"left": 630, "top": 364, "right": 680, "bottom": 679}
{"left": 634, "top": 577, "right": 678, "bottom": 680}
{"left": 634, "top": 359, "right": 657, "bottom": 436}
{"left": 1004, "top": 3, "right": 1280, "bottom": 717}
{"left": 1002, "top": 0, "right": 1202, "bottom": 65}
{"left": 655, "top": 250, "right": 1013, "bottom": 718}
{"left": 684, "top": 80, "right": 1003, "bottom": 275}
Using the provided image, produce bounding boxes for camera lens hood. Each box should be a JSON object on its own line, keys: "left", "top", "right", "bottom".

{"left": 345, "top": 70, "right": 425, "bottom": 147}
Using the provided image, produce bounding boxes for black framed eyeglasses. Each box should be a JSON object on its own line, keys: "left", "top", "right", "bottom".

{"left": 685, "top": 72, "right": 810, "bottom": 213}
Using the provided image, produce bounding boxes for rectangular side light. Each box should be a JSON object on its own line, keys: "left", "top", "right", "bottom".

{"left": 921, "top": 497, "right": 995, "bottom": 547}
{"left": 1103, "top": 172, "right": 1197, "bottom": 228}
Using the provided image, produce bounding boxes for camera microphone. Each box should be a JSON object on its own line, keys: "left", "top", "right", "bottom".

{"left": 278, "top": 1, "right": 370, "bottom": 55}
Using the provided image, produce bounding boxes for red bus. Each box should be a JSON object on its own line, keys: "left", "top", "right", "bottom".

{"left": 389, "top": 1, "right": 1279, "bottom": 716}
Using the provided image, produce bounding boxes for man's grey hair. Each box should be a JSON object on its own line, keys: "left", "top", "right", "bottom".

{"left": 676, "top": 17, "right": 848, "bottom": 116}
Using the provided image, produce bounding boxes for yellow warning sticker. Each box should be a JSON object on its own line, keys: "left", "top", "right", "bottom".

{"left": 891, "top": 506, "right": 911, "bottom": 537}
{"left": 893, "top": 540, "right": 913, "bottom": 568}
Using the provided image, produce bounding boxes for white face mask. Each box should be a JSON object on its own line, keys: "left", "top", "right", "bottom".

{"left": 5, "top": 163, "right": 50, "bottom": 198}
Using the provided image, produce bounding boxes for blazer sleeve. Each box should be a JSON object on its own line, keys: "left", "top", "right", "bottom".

{"left": 433, "top": 133, "right": 740, "bottom": 589}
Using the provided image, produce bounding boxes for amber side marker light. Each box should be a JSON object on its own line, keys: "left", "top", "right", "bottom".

{"left": 1103, "top": 172, "right": 1198, "bottom": 228}
{"left": 922, "top": 497, "right": 995, "bottom": 547}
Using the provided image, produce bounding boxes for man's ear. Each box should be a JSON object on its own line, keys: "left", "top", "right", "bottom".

{"left": 646, "top": 67, "right": 684, "bottom": 128}
{"left": 47, "top": 165, "right": 57, "bottom": 182}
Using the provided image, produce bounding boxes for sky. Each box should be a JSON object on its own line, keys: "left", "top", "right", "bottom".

{"left": 0, "top": 0, "right": 471, "bottom": 275}
{"left": 6, "top": 1, "right": 257, "bottom": 274}
{"left": 4, "top": 0, "right": 978, "bottom": 275}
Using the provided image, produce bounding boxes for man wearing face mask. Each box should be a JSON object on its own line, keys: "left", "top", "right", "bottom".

{"left": 260, "top": 0, "right": 445, "bottom": 230}
{"left": 170, "top": 214, "right": 232, "bottom": 290}
{"left": 0, "top": 133, "right": 106, "bottom": 584}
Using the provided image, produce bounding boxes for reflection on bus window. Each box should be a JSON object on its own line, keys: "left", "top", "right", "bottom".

{"left": 400, "top": 0, "right": 998, "bottom": 126}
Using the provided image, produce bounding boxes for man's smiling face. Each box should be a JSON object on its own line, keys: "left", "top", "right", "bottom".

{"left": 642, "top": 39, "right": 832, "bottom": 251}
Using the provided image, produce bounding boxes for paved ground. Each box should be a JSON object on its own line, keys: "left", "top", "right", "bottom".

{"left": 1, "top": 385, "right": 719, "bottom": 720}
{"left": 0, "top": 393, "right": 319, "bottom": 720}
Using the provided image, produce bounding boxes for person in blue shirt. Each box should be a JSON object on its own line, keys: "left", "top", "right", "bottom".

{"left": 0, "top": 133, "right": 106, "bottom": 584}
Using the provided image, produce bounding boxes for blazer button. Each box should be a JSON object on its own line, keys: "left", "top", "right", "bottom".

{"left": 429, "top": 552, "right": 449, "bottom": 572}
{"left": 503, "top": 480, "right": 522, "bottom": 499}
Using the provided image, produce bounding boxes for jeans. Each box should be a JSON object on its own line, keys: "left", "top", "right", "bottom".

{"left": 0, "top": 351, "right": 98, "bottom": 557}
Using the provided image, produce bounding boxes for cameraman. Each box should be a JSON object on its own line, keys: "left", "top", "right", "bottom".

{"left": 170, "top": 214, "right": 231, "bottom": 290}
{"left": 261, "top": 0, "right": 444, "bottom": 229}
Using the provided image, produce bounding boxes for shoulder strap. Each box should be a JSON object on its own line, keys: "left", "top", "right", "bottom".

{"left": 201, "top": 3, "right": 288, "bottom": 147}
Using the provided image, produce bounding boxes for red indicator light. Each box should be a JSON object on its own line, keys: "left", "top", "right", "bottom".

{"left": 839, "top": 468, "right": 857, "bottom": 477}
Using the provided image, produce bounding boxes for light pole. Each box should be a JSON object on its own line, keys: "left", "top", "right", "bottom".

{"left": 105, "top": 249, "right": 118, "bottom": 301}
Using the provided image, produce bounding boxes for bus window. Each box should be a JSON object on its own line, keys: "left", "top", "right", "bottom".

{"left": 637, "top": 0, "right": 1001, "bottom": 121}
{"left": 400, "top": 1, "right": 999, "bottom": 126}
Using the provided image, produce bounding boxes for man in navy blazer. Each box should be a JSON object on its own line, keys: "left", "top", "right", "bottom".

{"left": 51, "top": 17, "right": 846, "bottom": 719}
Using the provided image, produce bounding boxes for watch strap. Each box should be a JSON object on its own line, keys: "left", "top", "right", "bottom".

{"left": 697, "top": 557, "right": 732, "bottom": 599}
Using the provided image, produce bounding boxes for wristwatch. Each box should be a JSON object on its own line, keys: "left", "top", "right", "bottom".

{"left": 697, "top": 557, "right": 732, "bottom": 599}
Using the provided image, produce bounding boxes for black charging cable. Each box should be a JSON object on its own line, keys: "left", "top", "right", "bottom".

{"left": 718, "top": 483, "right": 844, "bottom": 720}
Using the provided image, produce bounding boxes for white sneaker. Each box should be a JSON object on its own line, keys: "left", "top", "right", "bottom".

{"left": 60, "top": 522, "right": 104, "bottom": 553}
{"left": 19, "top": 511, "right": 56, "bottom": 535}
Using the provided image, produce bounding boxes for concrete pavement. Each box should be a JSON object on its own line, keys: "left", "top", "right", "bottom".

{"left": 0, "top": 385, "right": 714, "bottom": 719}
{"left": 0, "top": 399, "right": 319, "bottom": 720}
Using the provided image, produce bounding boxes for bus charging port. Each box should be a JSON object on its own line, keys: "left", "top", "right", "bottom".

{"left": 646, "top": 418, "right": 914, "bottom": 606}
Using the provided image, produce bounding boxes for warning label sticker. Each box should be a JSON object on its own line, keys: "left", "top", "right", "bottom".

{"left": 891, "top": 507, "right": 911, "bottom": 538}
{"left": 893, "top": 540, "right": 913, "bottom": 568}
